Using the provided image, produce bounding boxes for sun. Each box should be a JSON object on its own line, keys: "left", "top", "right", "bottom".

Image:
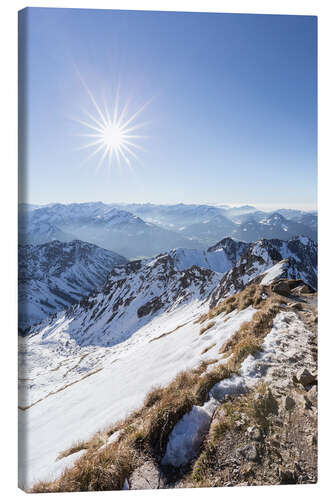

{"left": 102, "top": 123, "right": 124, "bottom": 150}
{"left": 73, "top": 76, "right": 150, "bottom": 170}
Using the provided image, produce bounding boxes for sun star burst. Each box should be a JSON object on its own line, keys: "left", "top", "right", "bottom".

{"left": 74, "top": 78, "right": 150, "bottom": 170}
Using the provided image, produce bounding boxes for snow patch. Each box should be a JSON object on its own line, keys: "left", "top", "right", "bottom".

{"left": 260, "top": 261, "right": 286, "bottom": 285}
{"left": 162, "top": 398, "right": 218, "bottom": 467}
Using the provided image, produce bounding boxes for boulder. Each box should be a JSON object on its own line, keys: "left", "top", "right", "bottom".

{"left": 271, "top": 281, "right": 291, "bottom": 296}
{"left": 295, "top": 368, "right": 317, "bottom": 387}
{"left": 278, "top": 467, "right": 297, "bottom": 484}
{"left": 129, "top": 461, "right": 165, "bottom": 490}
{"left": 284, "top": 395, "right": 296, "bottom": 411}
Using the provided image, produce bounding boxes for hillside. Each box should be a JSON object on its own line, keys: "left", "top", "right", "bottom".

{"left": 18, "top": 236, "right": 317, "bottom": 490}
{"left": 18, "top": 240, "right": 127, "bottom": 332}
{"left": 25, "top": 281, "right": 317, "bottom": 491}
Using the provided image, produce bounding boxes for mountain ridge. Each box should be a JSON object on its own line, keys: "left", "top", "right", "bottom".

{"left": 18, "top": 239, "right": 127, "bottom": 332}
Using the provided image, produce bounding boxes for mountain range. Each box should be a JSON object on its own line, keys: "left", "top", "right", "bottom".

{"left": 19, "top": 202, "right": 317, "bottom": 258}
{"left": 22, "top": 235, "right": 317, "bottom": 347}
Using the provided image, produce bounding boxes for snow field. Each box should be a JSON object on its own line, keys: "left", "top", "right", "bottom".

{"left": 19, "top": 301, "right": 255, "bottom": 488}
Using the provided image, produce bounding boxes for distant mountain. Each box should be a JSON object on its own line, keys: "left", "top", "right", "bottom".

{"left": 179, "top": 214, "right": 238, "bottom": 246}
{"left": 18, "top": 240, "right": 127, "bottom": 332}
{"left": 210, "top": 236, "right": 317, "bottom": 306}
{"left": 19, "top": 203, "right": 318, "bottom": 258}
{"left": 19, "top": 203, "right": 199, "bottom": 259}
{"left": 233, "top": 212, "right": 317, "bottom": 242}
{"left": 224, "top": 205, "right": 257, "bottom": 216}
{"left": 110, "top": 203, "right": 227, "bottom": 230}
{"left": 227, "top": 210, "right": 268, "bottom": 224}
{"left": 113, "top": 204, "right": 317, "bottom": 245}
{"left": 283, "top": 211, "right": 318, "bottom": 229}
{"left": 275, "top": 208, "right": 305, "bottom": 219}
{"left": 178, "top": 211, "right": 317, "bottom": 246}
{"left": 18, "top": 203, "right": 43, "bottom": 212}
{"left": 19, "top": 219, "right": 77, "bottom": 245}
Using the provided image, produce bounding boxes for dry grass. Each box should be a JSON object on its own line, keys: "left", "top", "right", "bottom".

{"left": 201, "top": 343, "right": 216, "bottom": 355}
{"left": 221, "top": 382, "right": 278, "bottom": 430}
{"left": 196, "top": 284, "right": 268, "bottom": 325}
{"left": 19, "top": 368, "right": 103, "bottom": 411}
{"left": 57, "top": 441, "right": 88, "bottom": 460}
{"left": 149, "top": 322, "right": 188, "bottom": 342}
{"left": 210, "top": 420, "right": 230, "bottom": 443}
{"left": 31, "top": 362, "right": 234, "bottom": 492}
{"left": 194, "top": 365, "right": 233, "bottom": 403}
{"left": 219, "top": 294, "right": 285, "bottom": 366}
{"left": 57, "top": 433, "right": 109, "bottom": 460}
{"left": 199, "top": 321, "right": 216, "bottom": 335}
{"left": 190, "top": 382, "right": 279, "bottom": 485}
{"left": 34, "top": 441, "right": 138, "bottom": 492}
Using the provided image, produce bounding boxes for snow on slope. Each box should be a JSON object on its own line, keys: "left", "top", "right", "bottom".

{"left": 19, "top": 242, "right": 248, "bottom": 411}
{"left": 167, "top": 248, "right": 232, "bottom": 273}
{"left": 260, "top": 260, "right": 288, "bottom": 285}
{"left": 18, "top": 240, "right": 127, "bottom": 331}
{"left": 167, "top": 238, "right": 249, "bottom": 273}
{"left": 25, "top": 242, "right": 241, "bottom": 348}
{"left": 18, "top": 300, "right": 255, "bottom": 488}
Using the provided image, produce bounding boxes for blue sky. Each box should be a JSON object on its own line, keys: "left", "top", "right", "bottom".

{"left": 19, "top": 8, "right": 317, "bottom": 209}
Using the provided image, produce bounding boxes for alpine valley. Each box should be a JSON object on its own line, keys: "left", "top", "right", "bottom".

{"left": 18, "top": 202, "right": 318, "bottom": 491}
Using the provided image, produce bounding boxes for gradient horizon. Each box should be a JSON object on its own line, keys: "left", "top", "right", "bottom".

{"left": 19, "top": 8, "right": 317, "bottom": 210}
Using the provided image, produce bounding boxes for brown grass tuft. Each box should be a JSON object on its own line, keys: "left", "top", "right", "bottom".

{"left": 219, "top": 294, "right": 284, "bottom": 361}
{"left": 199, "top": 321, "right": 216, "bottom": 335}
{"left": 196, "top": 284, "right": 271, "bottom": 325}
{"left": 201, "top": 343, "right": 216, "bottom": 355}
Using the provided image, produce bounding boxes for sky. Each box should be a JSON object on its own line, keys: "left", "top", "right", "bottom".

{"left": 19, "top": 8, "right": 317, "bottom": 210}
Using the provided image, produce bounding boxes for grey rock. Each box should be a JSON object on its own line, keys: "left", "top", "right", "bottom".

{"left": 296, "top": 368, "right": 316, "bottom": 386}
{"left": 284, "top": 395, "right": 296, "bottom": 411}
{"left": 247, "top": 426, "right": 262, "bottom": 441}
{"left": 129, "top": 461, "right": 164, "bottom": 490}
{"left": 238, "top": 443, "right": 258, "bottom": 462}
{"left": 306, "top": 385, "right": 318, "bottom": 405}
{"left": 289, "top": 302, "right": 303, "bottom": 311}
